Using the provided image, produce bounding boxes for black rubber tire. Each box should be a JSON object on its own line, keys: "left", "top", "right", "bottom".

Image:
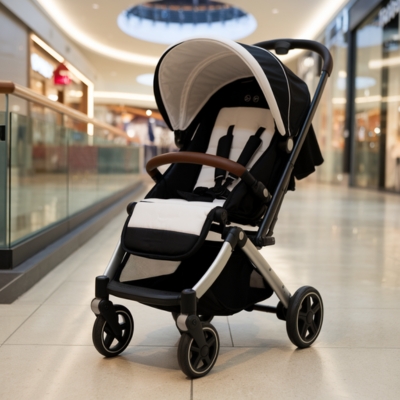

{"left": 92, "top": 304, "right": 134, "bottom": 357}
{"left": 286, "top": 286, "right": 323, "bottom": 348}
{"left": 177, "top": 322, "right": 220, "bottom": 379}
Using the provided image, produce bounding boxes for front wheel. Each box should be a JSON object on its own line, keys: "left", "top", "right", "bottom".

{"left": 177, "top": 322, "right": 220, "bottom": 378}
{"left": 286, "top": 286, "right": 323, "bottom": 348}
{"left": 92, "top": 304, "right": 134, "bottom": 357}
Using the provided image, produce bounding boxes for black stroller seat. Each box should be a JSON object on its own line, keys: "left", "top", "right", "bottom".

{"left": 123, "top": 85, "right": 277, "bottom": 260}
{"left": 90, "top": 37, "right": 332, "bottom": 379}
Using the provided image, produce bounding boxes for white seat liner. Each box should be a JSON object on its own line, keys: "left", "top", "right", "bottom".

{"left": 195, "top": 107, "right": 274, "bottom": 190}
{"left": 128, "top": 198, "right": 225, "bottom": 236}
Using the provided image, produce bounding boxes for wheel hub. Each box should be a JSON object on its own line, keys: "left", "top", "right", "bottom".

{"left": 200, "top": 345, "right": 209, "bottom": 357}
{"left": 306, "top": 311, "right": 314, "bottom": 324}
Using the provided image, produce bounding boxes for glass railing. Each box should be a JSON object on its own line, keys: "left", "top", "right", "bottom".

{"left": 0, "top": 82, "right": 143, "bottom": 251}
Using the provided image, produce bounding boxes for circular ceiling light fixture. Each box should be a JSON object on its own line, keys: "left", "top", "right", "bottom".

{"left": 118, "top": 0, "right": 257, "bottom": 45}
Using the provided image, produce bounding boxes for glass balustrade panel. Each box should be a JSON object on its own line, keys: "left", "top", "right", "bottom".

{"left": 9, "top": 110, "right": 68, "bottom": 244}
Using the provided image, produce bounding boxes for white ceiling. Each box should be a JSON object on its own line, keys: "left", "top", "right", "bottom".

{"left": 36, "top": 0, "right": 350, "bottom": 107}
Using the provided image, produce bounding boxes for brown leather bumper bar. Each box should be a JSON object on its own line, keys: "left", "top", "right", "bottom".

{"left": 146, "top": 151, "right": 247, "bottom": 181}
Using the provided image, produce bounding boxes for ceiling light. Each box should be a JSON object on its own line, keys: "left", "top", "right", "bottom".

{"left": 122, "top": 113, "right": 133, "bottom": 123}
{"left": 336, "top": 76, "right": 376, "bottom": 91}
{"left": 36, "top": 0, "right": 159, "bottom": 66}
{"left": 31, "top": 53, "right": 54, "bottom": 79}
{"left": 332, "top": 98, "right": 347, "bottom": 105}
{"left": 369, "top": 57, "right": 400, "bottom": 69}
{"left": 48, "top": 94, "right": 58, "bottom": 101}
{"left": 69, "top": 90, "right": 83, "bottom": 98}
{"left": 146, "top": 109, "right": 153, "bottom": 116}
{"left": 355, "top": 95, "right": 381, "bottom": 104}
{"left": 272, "top": 9, "right": 279, "bottom": 14}
{"left": 303, "top": 57, "right": 314, "bottom": 67}
{"left": 93, "top": 91, "right": 156, "bottom": 102}
{"left": 92, "top": 4, "right": 99, "bottom": 9}
{"left": 127, "top": 128, "right": 136, "bottom": 138}
{"left": 118, "top": 1, "right": 257, "bottom": 45}
{"left": 137, "top": 74, "right": 154, "bottom": 87}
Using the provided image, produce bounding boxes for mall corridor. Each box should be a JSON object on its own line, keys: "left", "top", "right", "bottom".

{"left": 2, "top": 0, "right": 400, "bottom": 398}
{"left": 1, "top": 181, "right": 399, "bottom": 399}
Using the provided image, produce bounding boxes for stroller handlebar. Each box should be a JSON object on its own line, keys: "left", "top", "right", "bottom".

{"left": 146, "top": 151, "right": 272, "bottom": 203}
{"left": 146, "top": 152, "right": 246, "bottom": 181}
{"left": 253, "top": 39, "right": 333, "bottom": 76}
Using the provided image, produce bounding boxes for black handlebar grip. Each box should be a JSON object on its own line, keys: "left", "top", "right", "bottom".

{"left": 253, "top": 39, "right": 333, "bottom": 76}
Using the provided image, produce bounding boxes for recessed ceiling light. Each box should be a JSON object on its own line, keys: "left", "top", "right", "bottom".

{"left": 69, "top": 90, "right": 84, "bottom": 98}
{"left": 93, "top": 91, "right": 156, "bottom": 102}
{"left": 137, "top": 73, "right": 154, "bottom": 86}
{"left": 118, "top": 1, "right": 257, "bottom": 45}
{"left": 92, "top": 4, "right": 99, "bottom": 10}
{"left": 303, "top": 57, "right": 314, "bottom": 67}
{"left": 146, "top": 109, "right": 153, "bottom": 116}
{"left": 272, "top": 9, "right": 279, "bottom": 14}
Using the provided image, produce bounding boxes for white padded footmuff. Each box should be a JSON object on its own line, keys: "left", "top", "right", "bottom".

{"left": 122, "top": 198, "right": 224, "bottom": 260}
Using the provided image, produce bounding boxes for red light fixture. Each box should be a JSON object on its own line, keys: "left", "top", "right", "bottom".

{"left": 53, "top": 63, "right": 71, "bottom": 86}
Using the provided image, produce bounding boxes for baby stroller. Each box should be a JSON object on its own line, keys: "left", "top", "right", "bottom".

{"left": 91, "top": 37, "right": 332, "bottom": 378}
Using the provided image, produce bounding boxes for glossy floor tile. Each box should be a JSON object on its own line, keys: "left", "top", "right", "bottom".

{"left": 1, "top": 182, "right": 400, "bottom": 399}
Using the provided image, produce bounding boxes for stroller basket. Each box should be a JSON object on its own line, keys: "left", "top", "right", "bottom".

{"left": 90, "top": 37, "right": 332, "bottom": 379}
{"left": 112, "top": 240, "right": 274, "bottom": 316}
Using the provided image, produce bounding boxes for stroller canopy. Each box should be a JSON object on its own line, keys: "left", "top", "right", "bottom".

{"left": 154, "top": 37, "right": 311, "bottom": 137}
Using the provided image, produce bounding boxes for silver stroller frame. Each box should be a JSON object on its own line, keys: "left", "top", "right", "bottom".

{"left": 90, "top": 39, "right": 332, "bottom": 379}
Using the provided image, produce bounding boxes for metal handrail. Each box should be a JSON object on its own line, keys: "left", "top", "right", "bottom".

{"left": 0, "top": 80, "right": 129, "bottom": 139}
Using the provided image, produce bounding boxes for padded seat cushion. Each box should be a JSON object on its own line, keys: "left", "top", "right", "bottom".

{"left": 195, "top": 107, "right": 275, "bottom": 190}
{"left": 122, "top": 198, "right": 224, "bottom": 260}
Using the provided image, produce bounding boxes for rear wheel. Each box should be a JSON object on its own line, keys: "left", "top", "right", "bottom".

{"left": 92, "top": 304, "right": 134, "bottom": 357}
{"left": 286, "top": 286, "right": 323, "bottom": 348}
{"left": 177, "top": 322, "right": 220, "bottom": 378}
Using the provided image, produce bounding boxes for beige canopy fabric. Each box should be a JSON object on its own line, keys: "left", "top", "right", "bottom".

{"left": 155, "top": 37, "right": 287, "bottom": 135}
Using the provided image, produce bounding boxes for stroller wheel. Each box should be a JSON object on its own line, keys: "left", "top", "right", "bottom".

{"left": 92, "top": 304, "right": 134, "bottom": 357}
{"left": 177, "top": 322, "right": 220, "bottom": 379}
{"left": 286, "top": 286, "right": 323, "bottom": 348}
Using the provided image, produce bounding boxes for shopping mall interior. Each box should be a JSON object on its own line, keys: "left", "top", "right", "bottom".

{"left": 0, "top": 0, "right": 399, "bottom": 398}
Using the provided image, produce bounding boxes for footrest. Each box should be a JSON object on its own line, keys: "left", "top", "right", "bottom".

{"left": 107, "top": 281, "right": 181, "bottom": 307}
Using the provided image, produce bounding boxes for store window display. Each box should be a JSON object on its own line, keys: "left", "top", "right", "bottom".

{"left": 355, "top": 4, "right": 400, "bottom": 191}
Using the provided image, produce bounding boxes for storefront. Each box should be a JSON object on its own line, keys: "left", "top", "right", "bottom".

{"left": 353, "top": 0, "right": 400, "bottom": 191}
{"left": 29, "top": 34, "right": 92, "bottom": 114}
{"left": 298, "top": 7, "right": 349, "bottom": 185}
{"left": 298, "top": 0, "right": 400, "bottom": 193}
{"left": 29, "top": 34, "right": 91, "bottom": 116}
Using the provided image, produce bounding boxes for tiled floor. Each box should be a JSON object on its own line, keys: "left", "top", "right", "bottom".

{"left": 1, "top": 182, "right": 400, "bottom": 399}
